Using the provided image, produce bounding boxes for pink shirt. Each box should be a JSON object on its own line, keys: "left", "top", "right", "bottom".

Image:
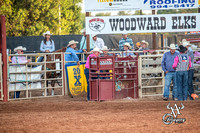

{"left": 172, "top": 56, "right": 191, "bottom": 69}
{"left": 85, "top": 54, "right": 97, "bottom": 69}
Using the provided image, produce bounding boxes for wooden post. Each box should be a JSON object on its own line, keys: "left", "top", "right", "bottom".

{"left": 152, "top": 10, "right": 156, "bottom": 50}
{"left": 86, "top": 12, "right": 90, "bottom": 52}
{"left": 1, "top": 15, "right": 8, "bottom": 102}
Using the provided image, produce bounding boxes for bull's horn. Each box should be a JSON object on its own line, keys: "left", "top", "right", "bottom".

{"left": 167, "top": 103, "right": 171, "bottom": 109}
{"left": 180, "top": 103, "right": 184, "bottom": 109}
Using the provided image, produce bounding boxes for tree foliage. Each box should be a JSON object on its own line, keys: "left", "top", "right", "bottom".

{"left": 0, "top": 0, "right": 83, "bottom": 36}
{"left": 95, "top": 12, "right": 111, "bottom": 16}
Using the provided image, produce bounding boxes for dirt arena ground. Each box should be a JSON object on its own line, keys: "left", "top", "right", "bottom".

{"left": 0, "top": 96, "right": 200, "bottom": 133}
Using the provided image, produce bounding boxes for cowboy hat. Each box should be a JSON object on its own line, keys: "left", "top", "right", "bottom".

{"left": 191, "top": 44, "right": 198, "bottom": 50}
{"left": 141, "top": 40, "right": 149, "bottom": 46}
{"left": 81, "top": 28, "right": 86, "bottom": 33}
{"left": 182, "top": 41, "right": 191, "bottom": 47}
{"left": 14, "top": 46, "right": 26, "bottom": 52}
{"left": 123, "top": 43, "right": 132, "bottom": 49}
{"left": 91, "top": 47, "right": 101, "bottom": 53}
{"left": 102, "top": 46, "right": 110, "bottom": 51}
{"left": 67, "top": 40, "right": 79, "bottom": 47}
{"left": 91, "top": 34, "right": 97, "bottom": 38}
{"left": 168, "top": 44, "right": 176, "bottom": 50}
{"left": 179, "top": 45, "right": 187, "bottom": 53}
{"left": 43, "top": 31, "right": 52, "bottom": 37}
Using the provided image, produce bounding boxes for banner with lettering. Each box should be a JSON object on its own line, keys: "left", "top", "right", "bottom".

{"left": 85, "top": 0, "right": 199, "bottom": 12}
{"left": 86, "top": 13, "right": 200, "bottom": 34}
{"left": 65, "top": 64, "right": 87, "bottom": 96}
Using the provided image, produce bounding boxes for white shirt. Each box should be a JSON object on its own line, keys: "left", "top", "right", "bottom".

{"left": 93, "top": 37, "right": 104, "bottom": 50}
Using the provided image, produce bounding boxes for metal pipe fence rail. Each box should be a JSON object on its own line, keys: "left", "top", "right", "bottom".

{"left": 7, "top": 52, "right": 64, "bottom": 100}
{"left": 0, "top": 54, "right": 3, "bottom": 100}
{"left": 4, "top": 49, "right": 200, "bottom": 101}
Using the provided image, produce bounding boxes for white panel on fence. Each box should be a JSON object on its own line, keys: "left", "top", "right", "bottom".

{"left": 9, "top": 65, "right": 42, "bottom": 90}
{"left": 86, "top": 13, "right": 200, "bottom": 35}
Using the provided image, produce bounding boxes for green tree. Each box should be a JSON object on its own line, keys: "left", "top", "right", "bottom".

{"left": 0, "top": 0, "right": 83, "bottom": 36}
{"left": 157, "top": 9, "right": 198, "bottom": 14}
{"left": 118, "top": 11, "right": 131, "bottom": 16}
{"left": 95, "top": 12, "right": 111, "bottom": 16}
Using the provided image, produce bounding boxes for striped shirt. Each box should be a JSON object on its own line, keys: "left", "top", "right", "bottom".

{"left": 119, "top": 37, "right": 134, "bottom": 51}
{"left": 172, "top": 53, "right": 191, "bottom": 71}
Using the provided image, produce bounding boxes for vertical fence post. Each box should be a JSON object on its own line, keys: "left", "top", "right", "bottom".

{"left": 152, "top": 10, "right": 156, "bottom": 50}
{"left": 86, "top": 12, "right": 90, "bottom": 52}
{"left": 1, "top": 15, "right": 8, "bottom": 102}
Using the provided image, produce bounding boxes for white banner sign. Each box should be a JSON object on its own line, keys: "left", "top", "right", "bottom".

{"left": 85, "top": 0, "right": 199, "bottom": 12}
{"left": 86, "top": 13, "right": 200, "bottom": 34}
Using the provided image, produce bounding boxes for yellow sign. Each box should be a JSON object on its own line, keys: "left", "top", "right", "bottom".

{"left": 66, "top": 64, "right": 87, "bottom": 96}
{"left": 199, "top": 0, "right": 200, "bottom": 5}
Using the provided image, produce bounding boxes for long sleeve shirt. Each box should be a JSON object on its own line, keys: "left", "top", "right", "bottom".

{"left": 12, "top": 54, "right": 28, "bottom": 64}
{"left": 119, "top": 37, "right": 134, "bottom": 51}
{"left": 40, "top": 40, "right": 55, "bottom": 52}
{"left": 161, "top": 51, "right": 179, "bottom": 72}
{"left": 121, "top": 50, "right": 135, "bottom": 57}
{"left": 65, "top": 47, "right": 83, "bottom": 65}
{"left": 187, "top": 49, "right": 194, "bottom": 69}
{"left": 80, "top": 35, "right": 94, "bottom": 50}
{"left": 138, "top": 48, "right": 150, "bottom": 55}
{"left": 93, "top": 37, "right": 105, "bottom": 50}
{"left": 85, "top": 54, "right": 98, "bottom": 69}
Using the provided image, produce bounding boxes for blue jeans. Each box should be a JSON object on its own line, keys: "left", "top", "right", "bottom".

{"left": 84, "top": 68, "right": 90, "bottom": 100}
{"left": 176, "top": 71, "right": 188, "bottom": 101}
{"left": 188, "top": 69, "right": 194, "bottom": 98}
{"left": 163, "top": 72, "right": 177, "bottom": 99}
{"left": 14, "top": 91, "right": 20, "bottom": 98}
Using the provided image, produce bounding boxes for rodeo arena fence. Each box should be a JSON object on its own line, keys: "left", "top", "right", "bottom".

{"left": 0, "top": 49, "right": 200, "bottom": 101}
{"left": 7, "top": 53, "right": 65, "bottom": 100}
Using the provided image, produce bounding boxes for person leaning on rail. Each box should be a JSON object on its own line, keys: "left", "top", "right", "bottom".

{"left": 38, "top": 31, "right": 55, "bottom": 62}
{"left": 161, "top": 44, "right": 179, "bottom": 101}
{"left": 100, "top": 46, "right": 112, "bottom": 57}
{"left": 65, "top": 40, "right": 86, "bottom": 66}
{"left": 138, "top": 40, "right": 150, "bottom": 55}
{"left": 11, "top": 46, "right": 31, "bottom": 98}
{"left": 119, "top": 43, "right": 135, "bottom": 57}
{"left": 84, "top": 48, "right": 101, "bottom": 101}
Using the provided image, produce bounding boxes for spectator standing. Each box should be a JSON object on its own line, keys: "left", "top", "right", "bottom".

{"left": 139, "top": 40, "right": 150, "bottom": 55}
{"left": 12, "top": 46, "right": 31, "bottom": 98}
{"left": 79, "top": 28, "right": 94, "bottom": 50}
{"left": 65, "top": 40, "right": 85, "bottom": 66}
{"left": 121, "top": 43, "right": 135, "bottom": 57}
{"left": 161, "top": 44, "right": 179, "bottom": 101}
{"left": 100, "top": 46, "right": 112, "bottom": 57}
{"left": 85, "top": 48, "right": 101, "bottom": 101}
{"left": 172, "top": 45, "right": 191, "bottom": 101}
{"left": 92, "top": 34, "right": 104, "bottom": 50}
{"left": 182, "top": 41, "right": 198, "bottom": 100}
{"left": 119, "top": 33, "right": 134, "bottom": 51}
